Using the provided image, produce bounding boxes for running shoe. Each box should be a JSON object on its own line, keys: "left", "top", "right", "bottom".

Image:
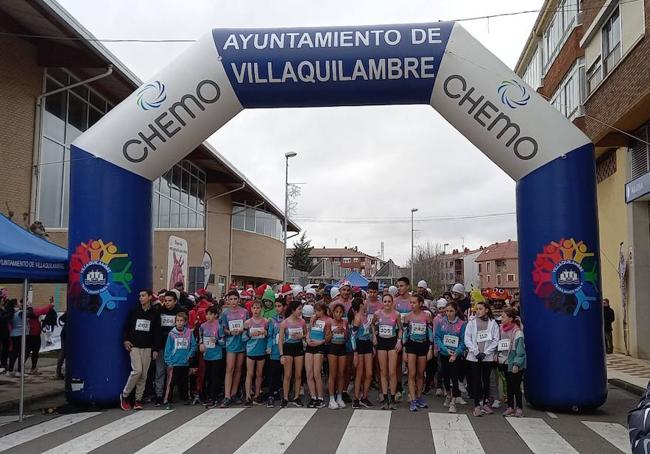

{"left": 329, "top": 398, "right": 339, "bottom": 410}
{"left": 443, "top": 395, "right": 451, "bottom": 407}
{"left": 119, "top": 394, "right": 131, "bottom": 411}
{"left": 292, "top": 397, "right": 304, "bottom": 407}
{"left": 394, "top": 391, "right": 403, "bottom": 403}
{"left": 133, "top": 401, "right": 144, "bottom": 411}
{"left": 317, "top": 399, "right": 326, "bottom": 408}
{"left": 205, "top": 400, "right": 216, "bottom": 409}
{"left": 381, "top": 397, "right": 390, "bottom": 410}
{"left": 473, "top": 406, "right": 483, "bottom": 417}
{"left": 352, "top": 399, "right": 361, "bottom": 409}
{"left": 307, "top": 398, "right": 316, "bottom": 408}
{"left": 502, "top": 407, "right": 515, "bottom": 417}
{"left": 336, "top": 395, "right": 346, "bottom": 409}
{"left": 514, "top": 408, "right": 523, "bottom": 418}
{"left": 154, "top": 396, "right": 162, "bottom": 407}
{"left": 165, "top": 402, "right": 172, "bottom": 410}
{"left": 389, "top": 397, "right": 397, "bottom": 410}
{"left": 254, "top": 396, "right": 264, "bottom": 406}
{"left": 360, "top": 398, "right": 373, "bottom": 408}
{"left": 266, "top": 396, "right": 275, "bottom": 408}
{"left": 456, "top": 396, "right": 468, "bottom": 405}
{"left": 491, "top": 399, "right": 502, "bottom": 409}
{"left": 220, "top": 397, "right": 232, "bottom": 408}
{"left": 481, "top": 405, "right": 494, "bottom": 415}
{"left": 435, "top": 388, "right": 444, "bottom": 397}
{"left": 448, "top": 402, "right": 457, "bottom": 413}
{"left": 281, "top": 399, "right": 288, "bottom": 408}
{"left": 245, "top": 397, "right": 253, "bottom": 407}
{"left": 415, "top": 397, "right": 428, "bottom": 408}
{"left": 409, "top": 400, "right": 418, "bottom": 412}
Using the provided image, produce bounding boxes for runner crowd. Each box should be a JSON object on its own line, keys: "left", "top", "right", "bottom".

{"left": 119, "top": 278, "right": 527, "bottom": 418}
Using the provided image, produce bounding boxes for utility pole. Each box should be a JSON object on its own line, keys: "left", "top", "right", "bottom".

{"left": 283, "top": 152, "right": 297, "bottom": 283}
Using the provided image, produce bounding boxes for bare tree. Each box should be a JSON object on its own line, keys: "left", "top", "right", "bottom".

{"left": 408, "top": 241, "right": 446, "bottom": 296}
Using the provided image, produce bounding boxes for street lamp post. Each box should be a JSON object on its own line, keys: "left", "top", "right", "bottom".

{"left": 411, "top": 208, "right": 418, "bottom": 286}
{"left": 283, "top": 152, "right": 297, "bottom": 283}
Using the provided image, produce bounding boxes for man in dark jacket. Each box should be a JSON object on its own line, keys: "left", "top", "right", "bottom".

{"left": 603, "top": 298, "right": 615, "bottom": 354}
{"left": 629, "top": 380, "right": 650, "bottom": 453}
{"left": 154, "top": 290, "right": 182, "bottom": 406}
{"left": 119, "top": 289, "right": 161, "bottom": 410}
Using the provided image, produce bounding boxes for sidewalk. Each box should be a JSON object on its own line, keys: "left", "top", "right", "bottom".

{"left": 0, "top": 358, "right": 64, "bottom": 413}
{"left": 607, "top": 353, "right": 650, "bottom": 395}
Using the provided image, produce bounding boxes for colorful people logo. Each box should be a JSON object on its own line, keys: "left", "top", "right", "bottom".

{"left": 69, "top": 240, "right": 133, "bottom": 316}
{"left": 532, "top": 238, "right": 599, "bottom": 316}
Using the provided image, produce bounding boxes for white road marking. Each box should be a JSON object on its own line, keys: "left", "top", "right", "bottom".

{"left": 336, "top": 410, "right": 391, "bottom": 454}
{"left": 234, "top": 408, "right": 317, "bottom": 454}
{"left": 43, "top": 410, "right": 170, "bottom": 454}
{"left": 0, "top": 412, "right": 101, "bottom": 452}
{"left": 428, "top": 413, "right": 485, "bottom": 454}
{"left": 546, "top": 412, "right": 558, "bottom": 419}
{"left": 135, "top": 408, "right": 243, "bottom": 453}
{"left": 507, "top": 417, "right": 578, "bottom": 453}
{"left": 582, "top": 421, "right": 631, "bottom": 454}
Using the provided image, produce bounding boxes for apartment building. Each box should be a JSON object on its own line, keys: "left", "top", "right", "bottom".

{"left": 287, "top": 246, "right": 384, "bottom": 277}
{"left": 475, "top": 241, "right": 519, "bottom": 299}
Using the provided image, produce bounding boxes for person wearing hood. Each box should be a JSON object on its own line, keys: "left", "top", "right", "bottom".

{"left": 261, "top": 289, "right": 278, "bottom": 320}
{"left": 451, "top": 283, "right": 471, "bottom": 316}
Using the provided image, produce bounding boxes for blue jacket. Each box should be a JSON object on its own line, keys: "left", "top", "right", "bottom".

{"left": 164, "top": 327, "right": 197, "bottom": 367}
{"left": 266, "top": 315, "right": 282, "bottom": 360}
{"left": 199, "top": 320, "right": 224, "bottom": 361}
{"left": 434, "top": 317, "right": 466, "bottom": 356}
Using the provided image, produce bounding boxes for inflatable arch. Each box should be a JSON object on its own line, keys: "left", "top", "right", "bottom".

{"left": 67, "top": 22, "right": 606, "bottom": 410}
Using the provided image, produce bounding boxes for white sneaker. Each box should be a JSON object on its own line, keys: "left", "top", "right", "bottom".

{"left": 491, "top": 399, "right": 502, "bottom": 409}
{"left": 459, "top": 383, "right": 467, "bottom": 394}
{"left": 329, "top": 399, "right": 339, "bottom": 410}
{"left": 455, "top": 396, "right": 468, "bottom": 405}
{"left": 336, "top": 395, "right": 346, "bottom": 409}
{"left": 448, "top": 403, "right": 457, "bottom": 413}
{"left": 443, "top": 396, "right": 451, "bottom": 407}
{"left": 435, "top": 388, "right": 443, "bottom": 397}
{"left": 395, "top": 391, "right": 402, "bottom": 402}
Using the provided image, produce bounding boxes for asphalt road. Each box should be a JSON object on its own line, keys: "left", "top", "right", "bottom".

{"left": 0, "top": 383, "right": 637, "bottom": 453}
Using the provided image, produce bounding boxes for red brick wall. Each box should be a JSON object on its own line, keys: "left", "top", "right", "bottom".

{"left": 539, "top": 27, "right": 585, "bottom": 98}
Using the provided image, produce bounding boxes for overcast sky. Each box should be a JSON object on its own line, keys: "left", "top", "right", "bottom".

{"left": 59, "top": 0, "right": 542, "bottom": 265}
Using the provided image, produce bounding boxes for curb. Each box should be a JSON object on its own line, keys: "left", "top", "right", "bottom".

{"left": 0, "top": 389, "right": 65, "bottom": 413}
{"left": 609, "top": 378, "right": 645, "bottom": 396}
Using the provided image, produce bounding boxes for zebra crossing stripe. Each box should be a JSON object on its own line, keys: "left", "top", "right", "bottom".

{"left": 42, "top": 410, "right": 170, "bottom": 454}
{"left": 582, "top": 421, "right": 631, "bottom": 454}
{"left": 0, "top": 415, "right": 32, "bottom": 427}
{"left": 233, "top": 408, "right": 317, "bottom": 454}
{"left": 134, "top": 408, "right": 243, "bottom": 454}
{"left": 336, "top": 410, "right": 391, "bottom": 454}
{"left": 506, "top": 417, "right": 578, "bottom": 453}
{"left": 428, "top": 413, "right": 485, "bottom": 454}
{"left": 0, "top": 412, "right": 101, "bottom": 452}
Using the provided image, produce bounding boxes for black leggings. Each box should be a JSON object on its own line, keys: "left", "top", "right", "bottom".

{"left": 506, "top": 370, "right": 524, "bottom": 409}
{"left": 470, "top": 360, "right": 492, "bottom": 406}
{"left": 268, "top": 359, "right": 282, "bottom": 398}
{"left": 440, "top": 355, "right": 461, "bottom": 398}
{"left": 26, "top": 335, "right": 41, "bottom": 371}
{"left": 0, "top": 335, "right": 9, "bottom": 369}
{"left": 164, "top": 366, "right": 189, "bottom": 403}
{"left": 204, "top": 359, "right": 225, "bottom": 401}
{"left": 8, "top": 336, "right": 22, "bottom": 372}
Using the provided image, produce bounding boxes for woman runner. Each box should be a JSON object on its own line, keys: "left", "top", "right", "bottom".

{"left": 305, "top": 302, "right": 331, "bottom": 408}
{"left": 352, "top": 297, "right": 374, "bottom": 409}
{"left": 372, "top": 293, "right": 403, "bottom": 410}
{"left": 219, "top": 290, "right": 248, "bottom": 407}
{"left": 278, "top": 300, "right": 307, "bottom": 407}
{"left": 404, "top": 293, "right": 433, "bottom": 412}
{"left": 435, "top": 300, "right": 466, "bottom": 413}
{"left": 328, "top": 303, "right": 349, "bottom": 409}
{"left": 243, "top": 300, "right": 268, "bottom": 406}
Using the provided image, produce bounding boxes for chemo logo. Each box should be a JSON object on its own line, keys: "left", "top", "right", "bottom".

{"left": 69, "top": 240, "right": 133, "bottom": 316}
{"left": 497, "top": 79, "right": 530, "bottom": 109}
{"left": 136, "top": 81, "right": 167, "bottom": 110}
{"left": 532, "top": 238, "right": 599, "bottom": 316}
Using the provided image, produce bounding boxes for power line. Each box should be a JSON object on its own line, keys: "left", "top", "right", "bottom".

{"left": 294, "top": 212, "right": 516, "bottom": 224}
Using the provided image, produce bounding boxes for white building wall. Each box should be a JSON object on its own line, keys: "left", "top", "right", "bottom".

{"left": 463, "top": 250, "right": 482, "bottom": 292}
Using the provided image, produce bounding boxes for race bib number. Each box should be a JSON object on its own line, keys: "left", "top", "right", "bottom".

{"left": 313, "top": 320, "right": 325, "bottom": 332}
{"left": 228, "top": 320, "right": 243, "bottom": 332}
{"left": 250, "top": 327, "right": 265, "bottom": 339}
{"left": 160, "top": 315, "right": 175, "bottom": 327}
{"left": 400, "top": 313, "right": 407, "bottom": 323}
{"left": 498, "top": 339, "right": 511, "bottom": 352}
{"left": 443, "top": 335, "right": 459, "bottom": 348}
{"left": 135, "top": 319, "right": 151, "bottom": 332}
{"left": 411, "top": 323, "right": 426, "bottom": 336}
{"left": 204, "top": 337, "right": 216, "bottom": 348}
{"left": 332, "top": 332, "right": 345, "bottom": 343}
{"left": 378, "top": 325, "right": 393, "bottom": 338}
{"left": 477, "top": 330, "right": 491, "bottom": 343}
{"left": 288, "top": 327, "right": 303, "bottom": 340}
{"left": 174, "top": 337, "right": 189, "bottom": 350}
{"left": 367, "top": 314, "right": 374, "bottom": 325}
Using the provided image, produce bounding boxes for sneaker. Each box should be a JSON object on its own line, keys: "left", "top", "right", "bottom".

{"left": 220, "top": 398, "right": 232, "bottom": 408}
{"left": 473, "top": 406, "right": 483, "bottom": 417}
{"left": 409, "top": 400, "right": 418, "bottom": 412}
{"left": 254, "top": 396, "right": 264, "bottom": 406}
{"left": 481, "top": 405, "right": 494, "bottom": 415}
{"left": 456, "top": 396, "right": 468, "bottom": 405}
{"left": 389, "top": 397, "right": 397, "bottom": 410}
{"left": 192, "top": 395, "right": 201, "bottom": 405}
{"left": 281, "top": 399, "right": 288, "bottom": 408}
{"left": 360, "top": 398, "right": 373, "bottom": 408}
{"left": 266, "top": 396, "right": 275, "bottom": 408}
{"left": 133, "top": 401, "right": 144, "bottom": 411}
{"left": 394, "top": 391, "right": 403, "bottom": 403}
{"left": 443, "top": 396, "right": 451, "bottom": 407}
{"left": 515, "top": 408, "right": 523, "bottom": 418}
{"left": 204, "top": 399, "right": 215, "bottom": 408}
{"left": 491, "top": 399, "right": 502, "bottom": 409}
{"left": 245, "top": 398, "right": 253, "bottom": 407}
{"left": 165, "top": 402, "right": 172, "bottom": 410}
{"left": 329, "top": 399, "right": 339, "bottom": 410}
{"left": 381, "top": 397, "right": 390, "bottom": 410}
{"left": 352, "top": 399, "right": 361, "bottom": 409}
{"left": 292, "top": 397, "right": 304, "bottom": 407}
{"left": 336, "top": 395, "right": 346, "bottom": 409}
{"left": 415, "top": 397, "right": 428, "bottom": 409}
{"left": 448, "top": 402, "right": 457, "bottom": 413}
{"left": 317, "top": 399, "right": 326, "bottom": 408}
{"left": 307, "top": 398, "right": 316, "bottom": 408}
{"left": 435, "top": 388, "right": 444, "bottom": 397}
{"left": 154, "top": 396, "right": 162, "bottom": 407}
{"left": 119, "top": 394, "right": 131, "bottom": 411}
{"left": 502, "top": 407, "right": 515, "bottom": 417}
{"left": 342, "top": 392, "right": 352, "bottom": 403}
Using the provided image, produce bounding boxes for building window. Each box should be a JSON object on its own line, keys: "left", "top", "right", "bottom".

{"left": 496, "top": 274, "right": 502, "bottom": 286}
{"left": 542, "top": 0, "right": 579, "bottom": 70}
{"left": 523, "top": 45, "right": 542, "bottom": 90}
{"left": 153, "top": 161, "right": 205, "bottom": 229}
{"left": 596, "top": 150, "right": 617, "bottom": 183}
{"left": 353, "top": 258, "right": 360, "bottom": 263}
{"left": 487, "top": 275, "right": 491, "bottom": 283}
{"left": 343, "top": 258, "right": 351, "bottom": 263}
{"left": 602, "top": 7, "right": 621, "bottom": 77}
{"left": 38, "top": 68, "right": 113, "bottom": 228}
{"left": 231, "top": 203, "right": 283, "bottom": 240}
{"left": 188, "top": 266, "right": 207, "bottom": 293}
{"left": 486, "top": 263, "right": 491, "bottom": 273}
{"left": 507, "top": 274, "right": 516, "bottom": 282}
{"left": 550, "top": 62, "right": 583, "bottom": 120}
{"left": 630, "top": 124, "right": 650, "bottom": 179}
{"left": 586, "top": 58, "right": 603, "bottom": 96}
{"left": 478, "top": 263, "right": 482, "bottom": 273}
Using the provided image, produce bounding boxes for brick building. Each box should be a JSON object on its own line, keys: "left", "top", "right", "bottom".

{"left": 0, "top": 0, "right": 298, "bottom": 305}
{"left": 475, "top": 241, "right": 519, "bottom": 298}
{"left": 287, "top": 246, "right": 384, "bottom": 277}
{"left": 515, "top": 0, "right": 650, "bottom": 358}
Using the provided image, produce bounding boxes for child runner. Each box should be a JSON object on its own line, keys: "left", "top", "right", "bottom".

{"left": 352, "top": 297, "right": 374, "bottom": 409}
{"left": 200, "top": 306, "right": 224, "bottom": 408}
{"left": 435, "top": 301, "right": 466, "bottom": 413}
{"left": 154, "top": 291, "right": 182, "bottom": 406}
{"left": 432, "top": 298, "right": 448, "bottom": 397}
{"left": 499, "top": 307, "right": 526, "bottom": 417}
{"left": 265, "top": 299, "right": 285, "bottom": 407}
{"left": 163, "top": 312, "right": 197, "bottom": 409}
{"left": 220, "top": 290, "right": 249, "bottom": 407}
{"left": 243, "top": 300, "right": 268, "bottom": 406}
{"left": 328, "top": 303, "right": 349, "bottom": 409}
{"left": 393, "top": 277, "right": 412, "bottom": 402}
{"left": 305, "top": 301, "right": 330, "bottom": 408}
{"left": 404, "top": 293, "right": 433, "bottom": 412}
{"left": 278, "top": 300, "right": 307, "bottom": 407}
{"left": 120, "top": 289, "right": 161, "bottom": 411}
{"left": 465, "top": 301, "right": 500, "bottom": 417}
{"left": 372, "top": 293, "right": 402, "bottom": 410}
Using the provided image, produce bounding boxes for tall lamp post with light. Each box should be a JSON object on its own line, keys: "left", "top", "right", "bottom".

{"left": 283, "top": 152, "right": 297, "bottom": 283}
{"left": 411, "top": 208, "right": 418, "bottom": 286}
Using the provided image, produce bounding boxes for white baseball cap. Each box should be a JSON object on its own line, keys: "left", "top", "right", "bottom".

{"left": 417, "top": 280, "right": 428, "bottom": 288}
{"left": 302, "top": 304, "right": 314, "bottom": 318}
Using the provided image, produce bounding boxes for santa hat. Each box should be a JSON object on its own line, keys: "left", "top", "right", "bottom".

{"left": 256, "top": 284, "right": 269, "bottom": 298}
{"left": 279, "top": 283, "right": 293, "bottom": 296}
